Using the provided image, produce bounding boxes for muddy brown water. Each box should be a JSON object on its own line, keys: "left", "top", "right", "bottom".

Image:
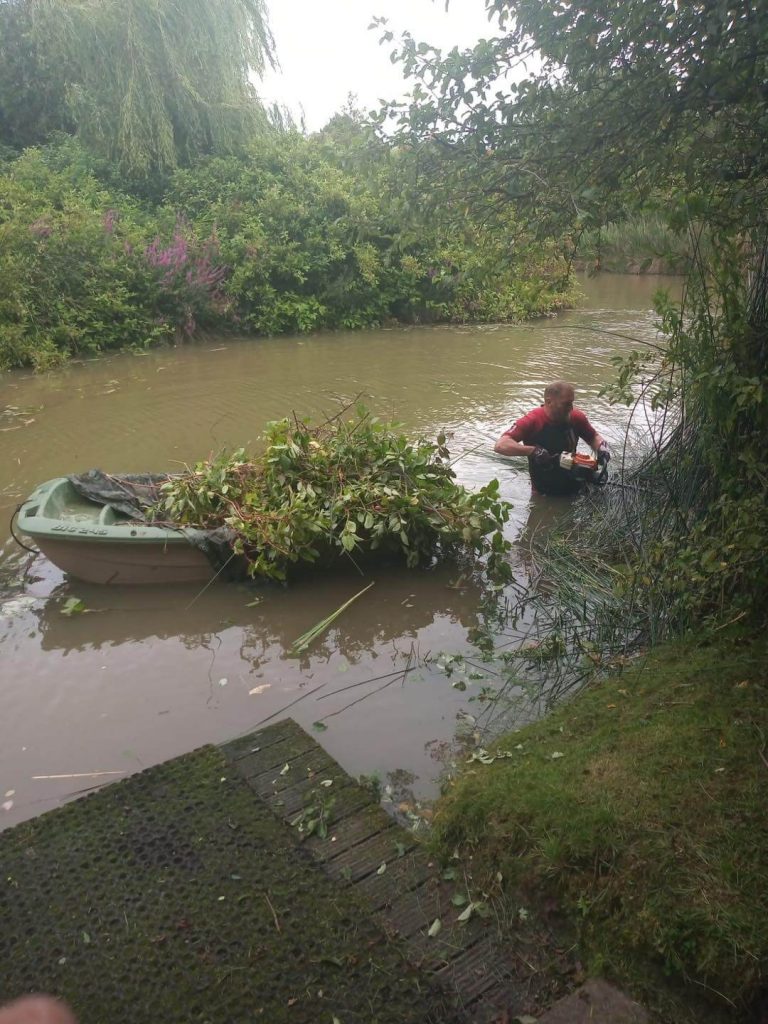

{"left": 0, "top": 274, "right": 677, "bottom": 828}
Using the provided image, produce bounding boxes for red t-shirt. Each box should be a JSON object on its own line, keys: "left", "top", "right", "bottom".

{"left": 504, "top": 406, "right": 597, "bottom": 448}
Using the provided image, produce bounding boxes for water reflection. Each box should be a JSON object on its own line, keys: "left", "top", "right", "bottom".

{"left": 28, "top": 559, "right": 482, "bottom": 649}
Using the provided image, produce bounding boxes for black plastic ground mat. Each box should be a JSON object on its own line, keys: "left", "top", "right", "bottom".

{"left": 0, "top": 746, "right": 457, "bottom": 1024}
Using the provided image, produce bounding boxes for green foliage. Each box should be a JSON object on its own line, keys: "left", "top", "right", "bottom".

{"left": 379, "top": 0, "right": 768, "bottom": 238}
{"left": 577, "top": 212, "right": 696, "bottom": 274}
{"left": 167, "top": 134, "right": 575, "bottom": 335}
{"left": 0, "top": 1, "right": 72, "bottom": 150}
{"left": 0, "top": 146, "right": 228, "bottom": 368}
{"left": 432, "top": 634, "right": 768, "bottom": 1021}
{"left": 0, "top": 135, "right": 576, "bottom": 370}
{"left": 153, "top": 406, "right": 513, "bottom": 583}
{"left": 0, "top": 0, "right": 274, "bottom": 180}
{"left": 602, "top": 240, "right": 768, "bottom": 630}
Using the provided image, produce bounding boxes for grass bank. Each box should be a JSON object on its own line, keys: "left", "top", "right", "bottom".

{"left": 431, "top": 632, "right": 767, "bottom": 1022}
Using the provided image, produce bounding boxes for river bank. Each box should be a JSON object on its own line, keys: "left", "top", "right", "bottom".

{"left": 429, "top": 631, "right": 768, "bottom": 1023}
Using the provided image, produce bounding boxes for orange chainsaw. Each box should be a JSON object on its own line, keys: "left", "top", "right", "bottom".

{"left": 558, "top": 451, "right": 609, "bottom": 485}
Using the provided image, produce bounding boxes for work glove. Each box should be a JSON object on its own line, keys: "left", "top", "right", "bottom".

{"left": 597, "top": 440, "right": 611, "bottom": 466}
{"left": 531, "top": 446, "right": 554, "bottom": 466}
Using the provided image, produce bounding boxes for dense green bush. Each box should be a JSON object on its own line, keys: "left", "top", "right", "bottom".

{"left": 0, "top": 134, "right": 576, "bottom": 371}
{"left": 0, "top": 147, "right": 228, "bottom": 368}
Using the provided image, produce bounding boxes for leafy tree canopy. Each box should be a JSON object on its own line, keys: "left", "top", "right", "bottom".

{"left": 379, "top": 0, "right": 768, "bottom": 234}
{"left": 0, "top": 0, "right": 275, "bottom": 177}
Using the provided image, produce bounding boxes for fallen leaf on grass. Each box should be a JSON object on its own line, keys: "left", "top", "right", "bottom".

{"left": 427, "top": 918, "right": 442, "bottom": 937}
{"left": 550, "top": 751, "right": 565, "bottom": 759}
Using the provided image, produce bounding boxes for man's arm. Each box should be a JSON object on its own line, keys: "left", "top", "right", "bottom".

{"left": 494, "top": 411, "right": 541, "bottom": 457}
{"left": 494, "top": 433, "right": 537, "bottom": 458}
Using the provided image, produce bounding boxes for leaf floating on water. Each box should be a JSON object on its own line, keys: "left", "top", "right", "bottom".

{"left": 218, "top": 678, "right": 228, "bottom": 687}
{"left": 312, "top": 721, "right": 328, "bottom": 732}
{"left": 2, "top": 801, "right": 13, "bottom": 812}
{"left": 60, "top": 597, "right": 85, "bottom": 617}
{"left": 289, "top": 582, "right": 375, "bottom": 656}
{"left": 248, "top": 684, "right": 271, "bottom": 695}
{"left": 427, "top": 918, "right": 442, "bottom": 938}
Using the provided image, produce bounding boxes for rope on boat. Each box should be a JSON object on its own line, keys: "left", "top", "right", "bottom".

{"left": 9, "top": 504, "right": 39, "bottom": 555}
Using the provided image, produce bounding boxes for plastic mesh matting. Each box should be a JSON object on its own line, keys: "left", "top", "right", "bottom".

{"left": 0, "top": 745, "right": 456, "bottom": 1024}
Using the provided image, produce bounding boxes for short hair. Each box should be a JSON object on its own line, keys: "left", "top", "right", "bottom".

{"left": 544, "top": 380, "right": 575, "bottom": 401}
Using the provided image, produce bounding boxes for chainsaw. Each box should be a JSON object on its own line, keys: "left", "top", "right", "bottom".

{"left": 558, "top": 451, "right": 609, "bottom": 486}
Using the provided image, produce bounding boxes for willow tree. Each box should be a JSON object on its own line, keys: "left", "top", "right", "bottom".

{"left": 0, "top": 0, "right": 73, "bottom": 149}
{"left": 1, "top": 0, "right": 274, "bottom": 176}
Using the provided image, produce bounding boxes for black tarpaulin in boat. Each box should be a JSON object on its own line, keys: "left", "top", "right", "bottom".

{"left": 67, "top": 470, "right": 244, "bottom": 577}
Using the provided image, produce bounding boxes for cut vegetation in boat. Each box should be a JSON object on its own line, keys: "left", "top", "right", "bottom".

{"left": 151, "top": 405, "right": 514, "bottom": 583}
{"left": 16, "top": 406, "right": 514, "bottom": 586}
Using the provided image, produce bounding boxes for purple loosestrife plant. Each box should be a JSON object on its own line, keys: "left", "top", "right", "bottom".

{"left": 144, "top": 219, "right": 228, "bottom": 336}
{"left": 103, "top": 208, "right": 119, "bottom": 234}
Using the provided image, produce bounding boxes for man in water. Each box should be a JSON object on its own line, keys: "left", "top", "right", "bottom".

{"left": 494, "top": 380, "right": 610, "bottom": 496}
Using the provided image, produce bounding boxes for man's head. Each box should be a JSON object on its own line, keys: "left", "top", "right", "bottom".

{"left": 544, "top": 381, "right": 575, "bottom": 423}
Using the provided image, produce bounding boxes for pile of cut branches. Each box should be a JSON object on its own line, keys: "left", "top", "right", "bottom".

{"left": 153, "top": 406, "right": 512, "bottom": 582}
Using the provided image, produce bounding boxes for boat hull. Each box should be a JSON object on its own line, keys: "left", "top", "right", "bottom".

{"left": 32, "top": 536, "right": 215, "bottom": 585}
{"left": 17, "top": 477, "right": 217, "bottom": 585}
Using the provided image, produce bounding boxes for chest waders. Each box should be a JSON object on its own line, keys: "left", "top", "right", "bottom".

{"left": 527, "top": 420, "right": 582, "bottom": 496}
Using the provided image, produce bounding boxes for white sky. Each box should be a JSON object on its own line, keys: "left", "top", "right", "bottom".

{"left": 259, "top": 0, "right": 500, "bottom": 132}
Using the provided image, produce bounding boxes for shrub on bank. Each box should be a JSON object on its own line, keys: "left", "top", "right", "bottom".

{"left": 0, "top": 148, "right": 228, "bottom": 369}
{"left": 0, "top": 137, "right": 577, "bottom": 371}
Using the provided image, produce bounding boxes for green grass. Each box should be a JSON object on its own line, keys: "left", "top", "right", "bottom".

{"left": 578, "top": 212, "right": 696, "bottom": 273}
{"left": 431, "top": 632, "right": 768, "bottom": 1022}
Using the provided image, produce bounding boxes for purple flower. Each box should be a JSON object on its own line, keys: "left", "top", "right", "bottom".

{"left": 103, "top": 209, "right": 119, "bottom": 234}
{"left": 29, "top": 218, "right": 53, "bottom": 239}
